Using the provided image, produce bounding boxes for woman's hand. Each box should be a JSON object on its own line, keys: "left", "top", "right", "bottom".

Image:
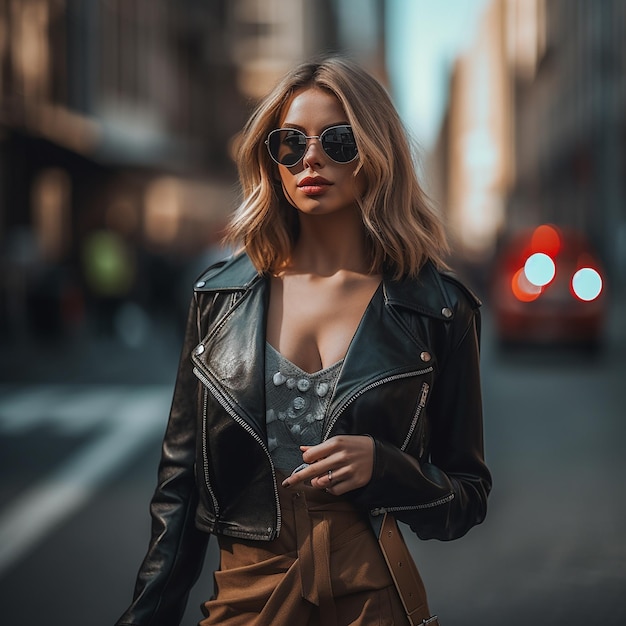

{"left": 281, "top": 435, "right": 374, "bottom": 495}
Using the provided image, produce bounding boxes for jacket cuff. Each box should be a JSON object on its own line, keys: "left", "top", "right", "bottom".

{"left": 348, "top": 438, "right": 454, "bottom": 512}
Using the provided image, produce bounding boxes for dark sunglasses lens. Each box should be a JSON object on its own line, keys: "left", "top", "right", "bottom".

{"left": 268, "top": 129, "right": 306, "bottom": 166}
{"left": 321, "top": 126, "right": 358, "bottom": 163}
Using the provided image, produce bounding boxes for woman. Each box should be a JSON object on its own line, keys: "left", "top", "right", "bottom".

{"left": 115, "top": 56, "right": 491, "bottom": 626}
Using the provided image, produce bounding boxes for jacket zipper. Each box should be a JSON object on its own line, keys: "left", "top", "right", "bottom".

{"left": 323, "top": 367, "right": 434, "bottom": 441}
{"left": 321, "top": 367, "right": 453, "bottom": 517}
{"left": 400, "top": 381, "right": 430, "bottom": 452}
{"left": 370, "top": 492, "right": 455, "bottom": 516}
{"left": 201, "top": 387, "right": 220, "bottom": 517}
{"left": 193, "top": 364, "right": 281, "bottom": 538}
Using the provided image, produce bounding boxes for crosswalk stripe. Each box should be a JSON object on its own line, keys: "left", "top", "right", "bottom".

{"left": 0, "top": 385, "right": 169, "bottom": 434}
{"left": 46, "top": 387, "right": 131, "bottom": 435}
{"left": 0, "top": 385, "right": 171, "bottom": 576}
{"left": 0, "top": 386, "right": 71, "bottom": 433}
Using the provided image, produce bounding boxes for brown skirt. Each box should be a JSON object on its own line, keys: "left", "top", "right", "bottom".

{"left": 199, "top": 476, "right": 409, "bottom": 626}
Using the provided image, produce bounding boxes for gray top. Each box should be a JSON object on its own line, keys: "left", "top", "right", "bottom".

{"left": 265, "top": 342, "right": 343, "bottom": 474}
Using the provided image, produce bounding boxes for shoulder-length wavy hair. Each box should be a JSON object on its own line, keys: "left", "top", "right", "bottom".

{"left": 224, "top": 56, "right": 449, "bottom": 278}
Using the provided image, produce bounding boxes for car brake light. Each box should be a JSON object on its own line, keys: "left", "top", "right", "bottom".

{"left": 571, "top": 268, "right": 602, "bottom": 302}
{"left": 512, "top": 268, "right": 542, "bottom": 301}
{"left": 530, "top": 224, "right": 561, "bottom": 257}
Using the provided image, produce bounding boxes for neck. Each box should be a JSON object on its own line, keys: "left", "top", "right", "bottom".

{"left": 288, "top": 209, "right": 372, "bottom": 276}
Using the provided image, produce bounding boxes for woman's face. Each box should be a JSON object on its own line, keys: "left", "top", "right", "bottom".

{"left": 274, "top": 87, "right": 365, "bottom": 218}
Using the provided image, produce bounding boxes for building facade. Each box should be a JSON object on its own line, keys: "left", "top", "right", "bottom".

{"left": 508, "top": 0, "right": 626, "bottom": 288}
{"left": 429, "top": 0, "right": 625, "bottom": 295}
{"left": 0, "top": 0, "right": 386, "bottom": 338}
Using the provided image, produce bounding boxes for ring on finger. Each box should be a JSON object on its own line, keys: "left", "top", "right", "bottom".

{"left": 328, "top": 469, "right": 333, "bottom": 482}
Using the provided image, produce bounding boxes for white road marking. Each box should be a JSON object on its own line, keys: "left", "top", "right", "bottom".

{"left": 0, "top": 385, "right": 70, "bottom": 433}
{"left": 49, "top": 386, "right": 128, "bottom": 434}
{"left": 0, "top": 385, "right": 130, "bottom": 434}
{"left": 0, "top": 385, "right": 171, "bottom": 576}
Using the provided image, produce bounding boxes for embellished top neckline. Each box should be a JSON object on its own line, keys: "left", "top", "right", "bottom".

{"left": 265, "top": 341, "right": 344, "bottom": 377}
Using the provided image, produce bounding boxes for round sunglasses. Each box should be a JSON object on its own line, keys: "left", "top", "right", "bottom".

{"left": 265, "top": 125, "right": 358, "bottom": 167}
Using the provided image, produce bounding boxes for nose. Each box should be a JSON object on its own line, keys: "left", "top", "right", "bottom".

{"left": 302, "top": 136, "right": 324, "bottom": 168}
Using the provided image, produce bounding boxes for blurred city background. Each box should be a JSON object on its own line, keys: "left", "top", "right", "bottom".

{"left": 0, "top": 1, "right": 624, "bottom": 625}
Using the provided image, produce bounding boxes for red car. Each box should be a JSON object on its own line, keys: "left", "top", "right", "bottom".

{"left": 489, "top": 224, "right": 606, "bottom": 349}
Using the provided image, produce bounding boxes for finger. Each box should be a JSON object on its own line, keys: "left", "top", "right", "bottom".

{"left": 300, "top": 442, "right": 334, "bottom": 464}
{"left": 310, "top": 467, "right": 335, "bottom": 488}
{"left": 281, "top": 462, "right": 327, "bottom": 488}
{"left": 312, "top": 474, "right": 355, "bottom": 496}
{"left": 301, "top": 435, "right": 364, "bottom": 465}
{"left": 310, "top": 475, "right": 331, "bottom": 491}
{"left": 309, "top": 465, "right": 352, "bottom": 492}
{"left": 282, "top": 455, "right": 340, "bottom": 488}
{"left": 281, "top": 468, "right": 305, "bottom": 488}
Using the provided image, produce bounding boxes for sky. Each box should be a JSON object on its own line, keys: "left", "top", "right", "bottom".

{"left": 385, "top": 0, "right": 491, "bottom": 151}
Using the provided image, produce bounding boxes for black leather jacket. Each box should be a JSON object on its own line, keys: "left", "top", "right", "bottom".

{"left": 116, "top": 253, "right": 491, "bottom": 626}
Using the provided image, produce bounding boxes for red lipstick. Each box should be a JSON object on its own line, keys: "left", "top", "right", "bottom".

{"left": 297, "top": 176, "right": 332, "bottom": 195}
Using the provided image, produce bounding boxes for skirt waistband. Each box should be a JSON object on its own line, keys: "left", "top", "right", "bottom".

{"left": 210, "top": 474, "right": 394, "bottom": 625}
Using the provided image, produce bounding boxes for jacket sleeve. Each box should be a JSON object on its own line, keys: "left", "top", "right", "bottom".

{"left": 115, "top": 294, "right": 209, "bottom": 626}
{"left": 349, "top": 292, "right": 491, "bottom": 541}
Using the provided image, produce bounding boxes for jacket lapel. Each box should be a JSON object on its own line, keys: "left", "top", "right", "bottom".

{"left": 328, "top": 281, "right": 433, "bottom": 417}
{"left": 196, "top": 255, "right": 453, "bottom": 442}
{"left": 195, "top": 255, "right": 269, "bottom": 441}
{"left": 328, "top": 262, "right": 452, "bottom": 416}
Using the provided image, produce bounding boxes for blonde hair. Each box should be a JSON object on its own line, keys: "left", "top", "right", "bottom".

{"left": 225, "top": 56, "right": 448, "bottom": 278}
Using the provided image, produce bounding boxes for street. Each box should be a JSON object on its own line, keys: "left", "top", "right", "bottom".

{"left": 0, "top": 302, "right": 625, "bottom": 626}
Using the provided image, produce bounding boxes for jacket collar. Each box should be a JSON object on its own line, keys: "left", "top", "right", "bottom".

{"left": 195, "top": 252, "right": 261, "bottom": 291}
{"left": 196, "top": 252, "right": 454, "bottom": 321}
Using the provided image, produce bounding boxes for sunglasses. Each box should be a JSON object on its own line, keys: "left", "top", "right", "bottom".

{"left": 265, "top": 125, "right": 358, "bottom": 167}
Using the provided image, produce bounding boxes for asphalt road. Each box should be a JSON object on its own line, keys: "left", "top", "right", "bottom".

{"left": 1, "top": 303, "right": 625, "bottom": 626}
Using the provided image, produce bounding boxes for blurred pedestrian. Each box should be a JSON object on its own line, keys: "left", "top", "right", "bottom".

{"left": 116, "top": 56, "right": 491, "bottom": 626}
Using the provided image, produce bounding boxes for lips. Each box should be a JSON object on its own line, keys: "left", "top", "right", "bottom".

{"left": 297, "top": 176, "right": 332, "bottom": 195}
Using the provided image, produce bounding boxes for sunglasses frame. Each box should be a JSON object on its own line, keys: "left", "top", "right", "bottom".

{"left": 265, "top": 124, "right": 359, "bottom": 167}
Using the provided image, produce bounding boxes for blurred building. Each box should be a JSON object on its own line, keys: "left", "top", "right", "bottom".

{"left": 507, "top": 0, "right": 626, "bottom": 290}
{"left": 434, "top": 0, "right": 514, "bottom": 266}
{"left": 429, "top": 0, "right": 626, "bottom": 295}
{"left": 0, "top": 0, "right": 386, "bottom": 340}
{"left": 231, "top": 0, "right": 386, "bottom": 99}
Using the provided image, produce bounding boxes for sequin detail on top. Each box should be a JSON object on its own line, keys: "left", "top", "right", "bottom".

{"left": 265, "top": 343, "right": 343, "bottom": 474}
